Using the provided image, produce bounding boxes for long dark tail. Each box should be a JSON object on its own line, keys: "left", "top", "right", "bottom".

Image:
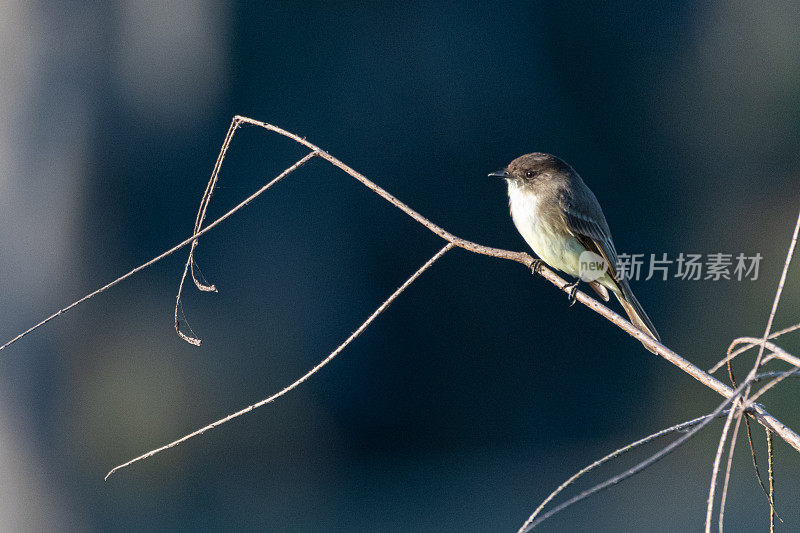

{"left": 613, "top": 279, "right": 660, "bottom": 353}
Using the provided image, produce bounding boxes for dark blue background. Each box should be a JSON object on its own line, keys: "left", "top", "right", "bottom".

{"left": 0, "top": 2, "right": 798, "bottom": 531}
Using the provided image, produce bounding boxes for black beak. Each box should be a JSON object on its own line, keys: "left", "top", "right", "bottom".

{"left": 488, "top": 168, "right": 509, "bottom": 179}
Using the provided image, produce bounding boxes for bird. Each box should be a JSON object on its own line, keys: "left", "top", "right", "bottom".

{"left": 490, "top": 153, "right": 660, "bottom": 351}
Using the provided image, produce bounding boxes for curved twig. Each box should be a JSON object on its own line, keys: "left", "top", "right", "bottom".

{"left": 709, "top": 322, "right": 800, "bottom": 374}
{"left": 712, "top": 338, "right": 800, "bottom": 373}
{"left": 105, "top": 242, "right": 454, "bottom": 479}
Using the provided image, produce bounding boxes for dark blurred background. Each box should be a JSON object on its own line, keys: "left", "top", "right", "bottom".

{"left": 1, "top": 1, "right": 799, "bottom": 531}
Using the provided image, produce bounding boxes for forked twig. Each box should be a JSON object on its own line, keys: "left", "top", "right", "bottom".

{"left": 105, "top": 242, "right": 455, "bottom": 479}
{"left": 523, "top": 364, "right": 790, "bottom": 533}
{"left": 521, "top": 380, "right": 755, "bottom": 532}
{"left": 525, "top": 213, "right": 800, "bottom": 532}
{"left": 117, "top": 123, "right": 800, "bottom": 477}
{"left": 710, "top": 211, "right": 800, "bottom": 530}
{"left": 0, "top": 149, "right": 316, "bottom": 353}
{"left": 517, "top": 410, "right": 730, "bottom": 533}
{"left": 0, "top": 117, "right": 798, "bottom": 497}
{"left": 188, "top": 119, "right": 800, "bottom": 448}
{"left": 174, "top": 141, "right": 320, "bottom": 344}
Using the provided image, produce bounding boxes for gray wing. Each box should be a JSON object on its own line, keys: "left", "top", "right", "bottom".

{"left": 562, "top": 208, "right": 620, "bottom": 280}
{"left": 563, "top": 206, "right": 661, "bottom": 343}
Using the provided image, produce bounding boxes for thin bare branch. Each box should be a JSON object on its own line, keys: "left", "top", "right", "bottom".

{"left": 752, "top": 363, "right": 800, "bottom": 403}
{"left": 767, "top": 322, "right": 800, "bottom": 339}
{"left": 742, "top": 407, "right": 779, "bottom": 518}
{"left": 768, "top": 430, "right": 776, "bottom": 533}
{"left": 719, "top": 211, "right": 799, "bottom": 531}
{"left": 0, "top": 149, "right": 318, "bottom": 353}
{"left": 717, "top": 410, "right": 744, "bottom": 532}
{"left": 520, "top": 381, "right": 754, "bottom": 533}
{"left": 189, "top": 117, "right": 240, "bottom": 293}
{"left": 517, "top": 410, "right": 730, "bottom": 533}
{"left": 706, "top": 403, "right": 739, "bottom": 532}
{"left": 105, "top": 242, "right": 455, "bottom": 479}
{"left": 755, "top": 369, "right": 800, "bottom": 382}
{"left": 744, "top": 211, "right": 799, "bottom": 381}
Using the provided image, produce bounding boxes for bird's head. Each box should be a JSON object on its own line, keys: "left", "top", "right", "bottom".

{"left": 488, "top": 153, "right": 571, "bottom": 186}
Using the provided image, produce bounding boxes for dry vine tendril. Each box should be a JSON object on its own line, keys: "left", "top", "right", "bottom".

{"left": 0, "top": 116, "right": 798, "bottom": 531}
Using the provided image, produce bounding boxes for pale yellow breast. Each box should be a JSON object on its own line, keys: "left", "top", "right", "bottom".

{"left": 507, "top": 183, "right": 584, "bottom": 277}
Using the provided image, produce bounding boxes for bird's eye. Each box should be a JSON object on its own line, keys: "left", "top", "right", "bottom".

{"left": 525, "top": 170, "right": 535, "bottom": 178}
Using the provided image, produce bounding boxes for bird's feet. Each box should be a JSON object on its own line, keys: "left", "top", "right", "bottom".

{"left": 565, "top": 280, "right": 580, "bottom": 306}
{"left": 529, "top": 259, "right": 544, "bottom": 277}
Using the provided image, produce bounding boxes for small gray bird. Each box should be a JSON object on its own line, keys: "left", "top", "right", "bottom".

{"left": 490, "top": 153, "right": 660, "bottom": 350}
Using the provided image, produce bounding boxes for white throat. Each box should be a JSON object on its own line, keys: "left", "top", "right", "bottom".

{"left": 506, "top": 180, "right": 542, "bottom": 243}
